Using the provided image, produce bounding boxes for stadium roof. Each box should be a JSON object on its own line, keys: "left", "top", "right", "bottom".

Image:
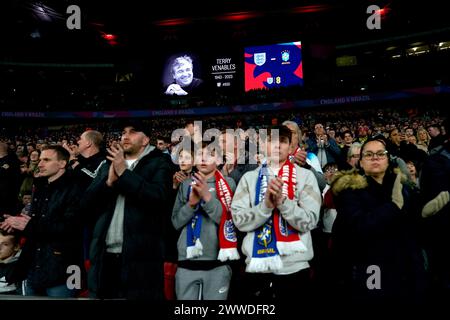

{"left": 1, "top": 0, "right": 450, "bottom": 62}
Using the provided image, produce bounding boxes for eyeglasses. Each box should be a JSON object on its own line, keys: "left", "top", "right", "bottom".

{"left": 362, "top": 150, "right": 388, "bottom": 160}
{"left": 350, "top": 154, "right": 360, "bottom": 159}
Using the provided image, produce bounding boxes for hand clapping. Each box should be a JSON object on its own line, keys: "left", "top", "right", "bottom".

{"left": 106, "top": 142, "right": 127, "bottom": 186}
{"left": 0, "top": 214, "right": 31, "bottom": 232}
{"left": 188, "top": 172, "right": 212, "bottom": 206}
{"left": 173, "top": 171, "right": 189, "bottom": 189}
{"left": 293, "top": 148, "right": 307, "bottom": 166}
{"left": 265, "top": 176, "right": 285, "bottom": 209}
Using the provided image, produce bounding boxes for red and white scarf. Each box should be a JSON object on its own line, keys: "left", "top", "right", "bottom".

{"left": 247, "top": 160, "right": 306, "bottom": 272}
{"left": 215, "top": 170, "right": 240, "bottom": 261}
{"left": 275, "top": 161, "right": 307, "bottom": 255}
{"left": 288, "top": 146, "right": 301, "bottom": 164}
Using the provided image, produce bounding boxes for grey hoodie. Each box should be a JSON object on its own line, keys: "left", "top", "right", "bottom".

{"left": 106, "top": 144, "right": 153, "bottom": 253}
{"left": 172, "top": 174, "right": 236, "bottom": 261}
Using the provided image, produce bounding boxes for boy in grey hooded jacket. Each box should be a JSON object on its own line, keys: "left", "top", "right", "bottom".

{"left": 172, "top": 143, "right": 236, "bottom": 300}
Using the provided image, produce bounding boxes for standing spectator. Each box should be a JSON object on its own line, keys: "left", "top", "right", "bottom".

{"left": 219, "top": 129, "right": 258, "bottom": 185}
{"left": 407, "top": 134, "right": 418, "bottom": 147}
{"left": 17, "top": 192, "right": 32, "bottom": 216}
{"left": 416, "top": 128, "right": 431, "bottom": 154}
{"left": 156, "top": 136, "right": 171, "bottom": 154}
{"left": 331, "top": 138, "right": 427, "bottom": 304}
{"left": 85, "top": 122, "right": 172, "bottom": 299}
{"left": 231, "top": 125, "right": 321, "bottom": 301}
{"left": 387, "top": 127, "right": 427, "bottom": 172}
{"left": 283, "top": 120, "right": 325, "bottom": 191}
{"left": 326, "top": 127, "right": 337, "bottom": 141}
{"left": 19, "top": 150, "right": 40, "bottom": 200}
{"left": 405, "top": 127, "right": 415, "bottom": 140}
{"left": 339, "top": 130, "right": 355, "bottom": 165}
{"left": 340, "top": 142, "right": 362, "bottom": 171}
{"left": 0, "top": 141, "right": 22, "bottom": 216}
{"left": 310, "top": 162, "right": 339, "bottom": 294}
{"left": 420, "top": 119, "right": 450, "bottom": 301}
{"left": 172, "top": 142, "right": 237, "bottom": 300}
{"left": 427, "top": 124, "right": 446, "bottom": 154}
{"left": 1, "top": 145, "right": 84, "bottom": 297}
{"left": 165, "top": 144, "right": 195, "bottom": 300}
{"left": 69, "top": 130, "right": 107, "bottom": 190}
{"left": 321, "top": 163, "right": 339, "bottom": 234}
{"left": 172, "top": 146, "right": 195, "bottom": 190}
{"left": 307, "top": 123, "right": 341, "bottom": 169}
{"left": 26, "top": 143, "right": 36, "bottom": 156}
{"left": 406, "top": 160, "right": 420, "bottom": 188}
{"left": 67, "top": 130, "right": 107, "bottom": 295}
{"left": 356, "top": 126, "right": 369, "bottom": 144}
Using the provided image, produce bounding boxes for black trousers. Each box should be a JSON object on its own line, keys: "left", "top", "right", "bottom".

{"left": 240, "top": 268, "right": 312, "bottom": 302}
{"left": 98, "top": 252, "right": 125, "bottom": 299}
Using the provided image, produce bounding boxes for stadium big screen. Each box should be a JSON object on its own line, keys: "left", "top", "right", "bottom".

{"left": 244, "top": 41, "right": 304, "bottom": 92}
{"left": 206, "top": 52, "right": 240, "bottom": 92}
{"left": 161, "top": 46, "right": 242, "bottom": 99}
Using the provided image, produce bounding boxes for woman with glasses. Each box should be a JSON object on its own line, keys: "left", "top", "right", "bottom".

{"left": 329, "top": 138, "right": 427, "bottom": 305}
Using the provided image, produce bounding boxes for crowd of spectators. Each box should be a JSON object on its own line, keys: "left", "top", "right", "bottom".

{"left": 0, "top": 103, "right": 448, "bottom": 307}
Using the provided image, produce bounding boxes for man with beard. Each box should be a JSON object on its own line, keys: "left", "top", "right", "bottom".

{"left": 84, "top": 121, "right": 172, "bottom": 299}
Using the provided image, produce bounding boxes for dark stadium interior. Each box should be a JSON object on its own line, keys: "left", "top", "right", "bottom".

{"left": 0, "top": 1, "right": 449, "bottom": 311}
{"left": 1, "top": 0, "right": 449, "bottom": 113}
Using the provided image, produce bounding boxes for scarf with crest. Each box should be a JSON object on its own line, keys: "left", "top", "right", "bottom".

{"left": 186, "top": 170, "right": 239, "bottom": 261}
{"left": 247, "top": 160, "right": 307, "bottom": 272}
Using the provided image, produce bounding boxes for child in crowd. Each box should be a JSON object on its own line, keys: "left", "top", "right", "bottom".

{"left": 172, "top": 142, "right": 237, "bottom": 300}
{"left": 231, "top": 125, "right": 321, "bottom": 301}
{"left": 0, "top": 230, "right": 21, "bottom": 295}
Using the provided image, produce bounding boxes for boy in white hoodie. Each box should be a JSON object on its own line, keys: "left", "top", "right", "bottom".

{"left": 231, "top": 125, "right": 321, "bottom": 301}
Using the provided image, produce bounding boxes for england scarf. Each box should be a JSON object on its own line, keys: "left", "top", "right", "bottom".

{"left": 215, "top": 170, "right": 240, "bottom": 261}
{"left": 288, "top": 146, "right": 301, "bottom": 164}
{"left": 185, "top": 190, "right": 204, "bottom": 259}
{"left": 185, "top": 171, "right": 239, "bottom": 261}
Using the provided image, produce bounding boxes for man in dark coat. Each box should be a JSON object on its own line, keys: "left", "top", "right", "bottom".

{"left": 69, "top": 129, "right": 107, "bottom": 190}
{"left": 1, "top": 145, "right": 84, "bottom": 297}
{"left": 85, "top": 121, "right": 172, "bottom": 299}
{"left": 421, "top": 119, "right": 450, "bottom": 301}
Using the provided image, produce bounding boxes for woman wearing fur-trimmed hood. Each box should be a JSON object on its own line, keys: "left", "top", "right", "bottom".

{"left": 330, "top": 137, "right": 427, "bottom": 305}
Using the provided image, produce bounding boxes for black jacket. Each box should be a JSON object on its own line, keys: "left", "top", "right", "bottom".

{"left": 420, "top": 141, "right": 450, "bottom": 290}
{"left": 0, "top": 153, "right": 21, "bottom": 215}
{"left": 11, "top": 171, "right": 84, "bottom": 289}
{"left": 73, "top": 152, "right": 107, "bottom": 190}
{"left": 330, "top": 169, "right": 427, "bottom": 303}
{"left": 85, "top": 149, "right": 172, "bottom": 299}
{"left": 167, "top": 78, "right": 203, "bottom": 96}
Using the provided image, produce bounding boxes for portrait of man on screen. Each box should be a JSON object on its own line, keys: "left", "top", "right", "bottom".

{"left": 164, "top": 55, "right": 204, "bottom": 96}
